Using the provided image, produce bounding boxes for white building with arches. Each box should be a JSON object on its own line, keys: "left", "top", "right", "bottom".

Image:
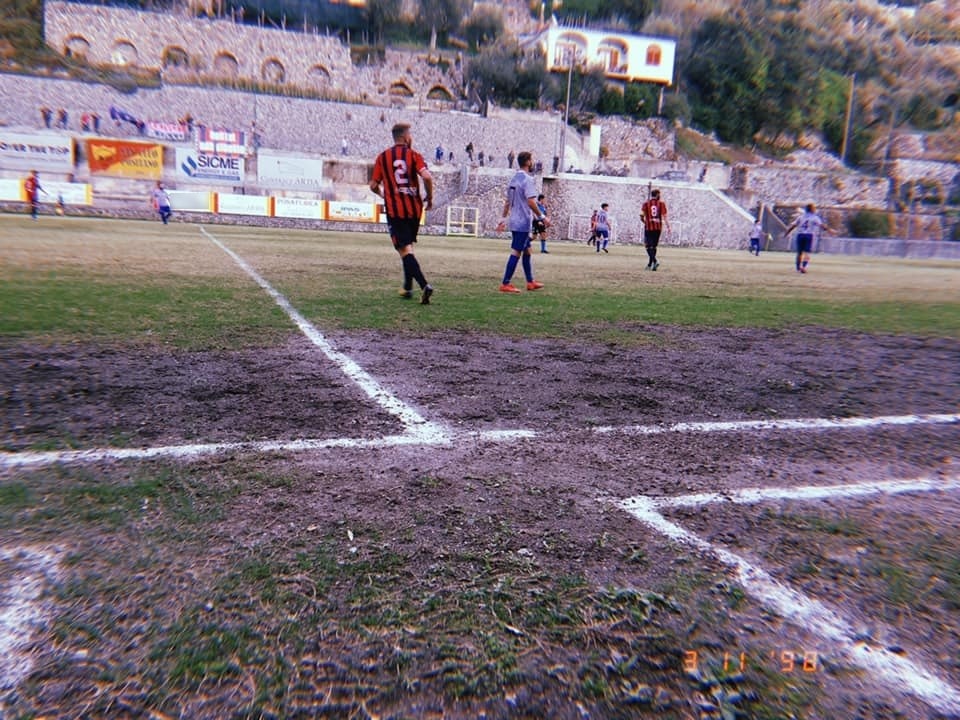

{"left": 538, "top": 17, "right": 676, "bottom": 86}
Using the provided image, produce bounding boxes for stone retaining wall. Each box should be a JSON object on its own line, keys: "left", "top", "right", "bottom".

{"left": 730, "top": 164, "right": 890, "bottom": 211}
{"left": 44, "top": 1, "right": 462, "bottom": 104}
{"left": 0, "top": 73, "right": 562, "bottom": 164}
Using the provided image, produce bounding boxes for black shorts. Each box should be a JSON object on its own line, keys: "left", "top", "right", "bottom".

{"left": 644, "top": 229, "right": 662, "bottom": 247}
{"left": 388, "top": 217, "right": 420, "bottom": 249}
{"left": 532, "top": 219, "right": 546, "bottom": 234}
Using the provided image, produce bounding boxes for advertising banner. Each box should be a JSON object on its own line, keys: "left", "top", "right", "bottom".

{"left": 0, "top": 132, "right": 74, "bottom": 172}
{"left": 86, "top": 139, "right": 162, "bottom": 179}
{"left": 217, "top": 193, "right": 270, "bottom": 216}
{"left": 326, "top": 200, "right": 378, "bottom": 223}
{"left": 146, "top": 121, "right": 189, "bottom": 142}
{"left": 0, "top": 179, "right": 21, "bottom": 201}
{"left": 43, "top": 181, "right": 92, "bottom": 205}
{"left": 257, "top": 152, "right": 325, "bottom": 191}
{"left": 196, "top": 127, "right": 245, "bottom": 156}
{"left": 176, "top": 148, "right": 244, "bottom": 185}
{"left": 274, "top": 196, "right": 324, "bottom": 219}
{"left": 167, "top": 190, "right": 214, "bottom": 213}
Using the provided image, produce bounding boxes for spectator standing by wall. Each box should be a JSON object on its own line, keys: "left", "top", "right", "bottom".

{"left": 508, "top": 150, "right": 515, "bottom": 168}
{"left": 369, "top": 122, "right": 435, "bottom": 305}
{"left": 56, "top": 108, "right": 68, "bottom": 129}
{"left": 40, "top": 106, "right": 52, "bottom": 128}
{"left": 749, "top": 217, "right": 763, "bottom": 256}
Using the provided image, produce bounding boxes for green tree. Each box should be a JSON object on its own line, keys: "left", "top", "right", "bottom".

{"left": 465, "top": 39, "right": 524, "bottom": 106}
{"left": 417, "top": 0, "right": 470, "bottom": 45}
{"left": 816, "top": 69, "right": 853, "bottom": 155}
{"left": 364, "top": 0, "right": 401, "bottom": 45}
{"left": 661, "top": 91, "right": 691, "bottom": 125}
{"left": 624, "top": 81, "right": 660, "bottom": 119}
{"left": 548, "top": 0, "right": 654, "bottom": 26}
{"left": 0, "top": 0, "right": 44, "bottom": 51}
{"left": 685, "top": 14, "right": 768, "bottom": 143}
{"left": 462, "top": 6, "right": 504, "bottom": 51}
{"left": 597, "top": 86, "right": 625, "bottom": 115}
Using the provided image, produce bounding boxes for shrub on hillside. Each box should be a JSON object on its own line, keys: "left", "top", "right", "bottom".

{"left": 849, "top": 210, "right": 892, "bottom": 238}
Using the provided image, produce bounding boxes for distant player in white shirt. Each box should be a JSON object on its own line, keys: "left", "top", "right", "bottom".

{"left": 783, "top": 203, "right": 830, "bottom": 273}
{"left": 151, "top": 182, "right": 172, "bottom": 225}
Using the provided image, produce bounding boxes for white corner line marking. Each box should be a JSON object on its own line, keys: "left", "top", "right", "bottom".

{"left": 619, "top": 484, "right": 960, "bottom": 715}
{"left": 649, "top": 475, "right": 960, "bottom": 509}
{"left": 593, "top": 412, "right": 960, "bottom": 436}
{"left": 200, "top": 226, "right": 441, "bottom": 434}
{"left": 0, "top": 547, "right": 59, "bottom": 692}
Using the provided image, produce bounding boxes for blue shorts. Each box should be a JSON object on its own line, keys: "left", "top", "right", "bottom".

{"left": 796, "top": 233, "right": 813, "bottom": 253}
{"left": 511, "top": 230, "right": 532, "bottom": 253}
{"left": 596, "top": 229, "right": 609, "bottom": 239}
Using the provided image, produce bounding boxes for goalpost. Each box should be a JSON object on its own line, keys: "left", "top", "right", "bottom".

{"left": 566, "top": 214, "right": 683, "bottom": 245}
{"left": 567, "top": 214, "right": 626, "bottom": 244}
{"left": 566, "top": 214, "right": 594, "bottom": 242}
{"left": 446, "top": 205, "right": 480, "bottom": 237}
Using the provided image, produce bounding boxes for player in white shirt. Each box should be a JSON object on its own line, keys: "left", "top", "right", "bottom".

{"left": 783, "top": 203, "right": 830, "bottom": 273}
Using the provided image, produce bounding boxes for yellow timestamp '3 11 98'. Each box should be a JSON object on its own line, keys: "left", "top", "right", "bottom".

{"left": 683, "top": 649, "right": 820, "bottom": 674}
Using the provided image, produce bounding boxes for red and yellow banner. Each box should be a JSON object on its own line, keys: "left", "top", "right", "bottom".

{"left": 86, "top": 139, "right": 163, "bottom": 179}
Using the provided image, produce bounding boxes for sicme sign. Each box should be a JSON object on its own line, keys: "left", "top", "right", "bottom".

{"left": 176, "top": 148, "right": 244, "bottom": 184}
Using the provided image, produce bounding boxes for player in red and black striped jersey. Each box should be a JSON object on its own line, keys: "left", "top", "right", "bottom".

{"left": 640, "top": 188, "right": 669, "bottom": 271}
{"left": 369, "top": 123, "right": 435, "bottom": 304}
{"left": 24, "top": 170, "right": 43, "bottom": 220}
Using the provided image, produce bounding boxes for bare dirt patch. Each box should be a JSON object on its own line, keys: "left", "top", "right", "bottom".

{"left": 1, "top": 325, "right": 958, "bottom": 719}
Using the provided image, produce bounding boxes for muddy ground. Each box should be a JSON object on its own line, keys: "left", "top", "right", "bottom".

{"left": 1, "top": 325, "right": 959, "bottom": 719}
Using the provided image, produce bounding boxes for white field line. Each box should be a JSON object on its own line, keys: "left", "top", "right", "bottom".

{"left": 0, "top": 547, "right": 59, "bottom": 692}
{"left": 0, "top": 432, "right": 444, "bottom": 469}
{"left": 652, "top": 475, "right": 960, "bottom": 509}
{"left": 2, "top": 411, "right": 957, "bottom": 470}
{"left": 0, "top": 428, "right": 538, "bottom": 470}
{"left": 619, "top": 480, "right": 960, "bottom": 715}
{"left": 199, "top": 227, "right": 448, "bottom": 443}
{"left": 594, "top": 412, "right": 960, "bottom": 435}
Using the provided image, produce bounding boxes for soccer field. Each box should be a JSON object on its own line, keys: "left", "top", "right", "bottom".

{"left": 2, "top": 216, "right": 959, "bottom": 719}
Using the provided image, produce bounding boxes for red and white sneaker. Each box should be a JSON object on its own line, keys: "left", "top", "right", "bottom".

{"left": 499, "top": 283, "right": 521, "bottom": 293}
{"left": 526, "top": 281, "right": 544, "bottom": 291}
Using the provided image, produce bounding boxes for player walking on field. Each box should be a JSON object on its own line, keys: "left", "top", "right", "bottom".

{"left": 533, "top": 194, "right": 549, "bottom": 253}
{"left": 496, "top": 150, "right": 548, "bottom": 293}
{"left": 151, "top": 181, "right": 172, "bottom": 225}
{"left": 595, "top": 202, "right": 611, "bottom": 253}
{"left": 641, "top": 188, "right": 669, "bottom": 270}
{"left": 369, "top": 123, "right": 435, "bottom": 304}
{"left": 783, "top": 203, "right": 830, "bottom": 274}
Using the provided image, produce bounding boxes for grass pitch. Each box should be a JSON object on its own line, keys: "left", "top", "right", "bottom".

{"left": 2, "top": 216, "right": 959, "bottom": 346}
